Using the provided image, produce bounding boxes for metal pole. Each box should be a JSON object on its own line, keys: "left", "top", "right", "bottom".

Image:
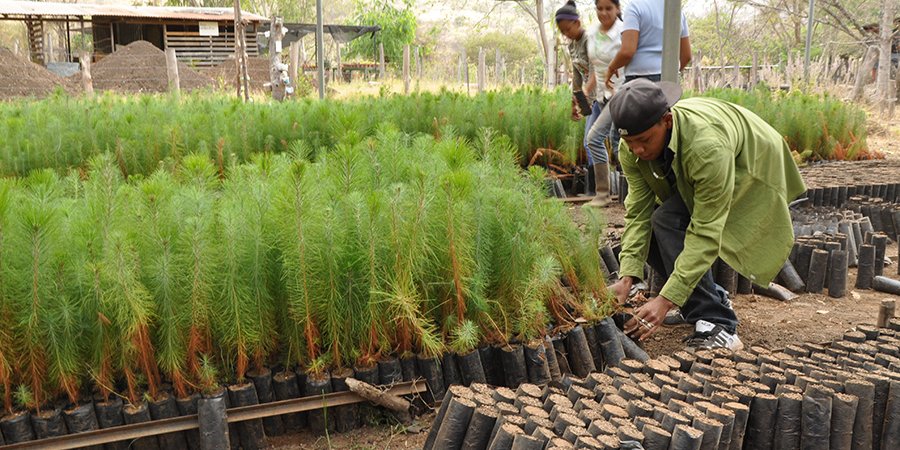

{"left": 661, "top": 0, "right": 682, "bottom": 82}
{"left": 804, "top": 0, "right": 815, "bottom": 83}
{"left": 316, "top": 0, "right": 325, "bottom": 99}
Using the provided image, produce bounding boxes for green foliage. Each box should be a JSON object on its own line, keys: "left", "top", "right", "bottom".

{"left": 694, "top": 86, "right": 870, "bottom": 161}
{"left": 464, "top": 31, "right": 541, "bottom": 74}
{"left": 0, "top": 88, "right": 583, "bottom": 177}
{"left": 0, "top": 128, "right": 607, "bottom": 401}
{"left": 345, "top": 0, "right": 416, "bottom": 65}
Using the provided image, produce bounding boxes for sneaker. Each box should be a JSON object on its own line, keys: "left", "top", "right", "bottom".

{"left": 684, "top": 320, "right": 743, "bottom": 351}
{"left": 664, "top": 308, "right": 686, "bottom": 325}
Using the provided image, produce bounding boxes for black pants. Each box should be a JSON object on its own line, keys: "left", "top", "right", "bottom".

{"left": 646, "top": 192, "right": 739, "bottom": 334}
{"left": 625, "top": 74, "right": 662, "bottom": 83}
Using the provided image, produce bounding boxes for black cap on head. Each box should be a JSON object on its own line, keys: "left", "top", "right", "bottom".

{"left": 608, "top": 79, "right": 682, "bottom": 136}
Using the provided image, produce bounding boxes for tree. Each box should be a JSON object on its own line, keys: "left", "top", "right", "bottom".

{"left": 508, "top": 0, "right": 556, "bottom": 87}
{"left": 345, "top": 0, "right": 417, "bottom": 65}
{"left": 463, "top": 31, "right": 541, "bottom": 73}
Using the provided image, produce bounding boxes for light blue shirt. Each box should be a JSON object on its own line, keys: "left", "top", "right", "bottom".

{"left": 622, "top": 0, "right": 689, "bottom": 77}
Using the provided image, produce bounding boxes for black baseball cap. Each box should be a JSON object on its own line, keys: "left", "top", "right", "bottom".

{"left": 608, "top": 79, "right": 682, "bottom": 136}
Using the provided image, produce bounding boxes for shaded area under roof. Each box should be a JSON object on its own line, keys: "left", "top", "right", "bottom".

{"left": 272, "top": 23, "right": 382, "bottom": 44}
{"left": 0, "top": 1, "right": 268, "bottom": 22}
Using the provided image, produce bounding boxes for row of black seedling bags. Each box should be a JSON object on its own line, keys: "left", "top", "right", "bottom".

{"left": 425, "top": 322, "right": 900, "bottom": 450}
{"left": 0, "top": 317, "right": 650, "bottom": 448}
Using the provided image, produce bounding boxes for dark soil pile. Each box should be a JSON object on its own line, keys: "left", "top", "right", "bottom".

{"left": 204, "top": 56, "right": 273, "bottom": 92}
{"left": 0, "top": 47, "right": 77, "bottom": 99}
{"left": 85, "top": 40, "right": 213, "bottom": 93}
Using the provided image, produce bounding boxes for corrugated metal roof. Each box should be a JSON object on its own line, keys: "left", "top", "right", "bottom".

{"left": 0, "top": 1, "right": 268, "bottom": 22}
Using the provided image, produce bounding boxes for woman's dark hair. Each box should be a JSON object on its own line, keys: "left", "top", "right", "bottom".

{"left": 555, "top": 0, "right": 580, "bottom": 23}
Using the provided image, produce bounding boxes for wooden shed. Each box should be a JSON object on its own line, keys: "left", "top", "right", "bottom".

{"left": 0, "top": 0, "right": 266, "bottom": 67}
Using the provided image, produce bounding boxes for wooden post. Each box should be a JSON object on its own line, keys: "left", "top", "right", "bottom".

{"left": 300, "top": 36, "right": 307, "bottom": 65}
{"left": 477, "top": 47, "right": 485, "bottom": 93}
{"left": 80, "top": 51, "right": 93, "bottom": 97}
{"left": 750, "top": 52, "right": 759, "bottom": 88}
{"left": 732, "top": 63, "right": 741, "bottom": 89}
{"left": 459, "top": 49, "right": 466, "bottom": 84}
{"left": 289, "top": 41, "right": 300, "bottom": 88}
{"left": 414, "top": 46, "right": 421, "bottom": 79}
{"left": 402, "top": 44, "right": 410, "bottom": 94}
{"left": 494, "top": 48, "right": 501, "bottom": 85}
{"left": 378, "top": 42, "right": 385, "bottom": 79}
{"left": 233, "top": 0, "right": 250, "bottom": 101}
{"left": 691, "top": 50, "right": 702, "bottom": 92}
{"left": 520, "top": 66, "right": 525, "bottom": 85}
{"left": 875, "top": 0, "right": 895, "bottom": 116}
{"left": 877, "top": 299, "right": 896, "bottom": 328}
{"left": 269, "top": 16, "right": 286, "bottom": 100}
{"left": 165, "top": 47, "right": 180, "bottom": 94}
{"left": 335, "top": 39, "right": 342, "bottom": 84}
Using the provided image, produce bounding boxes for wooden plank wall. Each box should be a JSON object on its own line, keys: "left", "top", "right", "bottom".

{"left": 164, "top": 24, "right": 259, "bottom": 68}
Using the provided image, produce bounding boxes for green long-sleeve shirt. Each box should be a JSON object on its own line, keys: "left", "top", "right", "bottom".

{"left": 618, "top": 97, "right": 806, "bottom": 307}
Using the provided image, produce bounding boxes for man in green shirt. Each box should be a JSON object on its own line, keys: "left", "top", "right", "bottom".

{"left": 606, "top": 79, "right": 805, "bottom": 350}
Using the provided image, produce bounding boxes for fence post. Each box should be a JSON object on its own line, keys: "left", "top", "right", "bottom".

{"left": 165, "top": 47, "right": 180, "bottom": 94}
{"left": 403, "top": 44, "right": 410, "bottom": 94}
{"left": 414, "top": 46, "right": 421, "bottom": 79}
{"left": 80, "top": 51, "right": 93, "bottom": 97}
{"left": 269, "top": 16, "right": 286, "bottom": 100}
{"left": 691, "top": 50, "right": 702, "bottom": 92}
{"left": 494, "top": 48, "right": 501, "bottom": 86}
{"left": 477, "top": 47, "right": 485, "bottom": 93}
{"left": 289, "top": 41, "right": 300, "bottom": 88}
{"left": 378, "top": 43, "right": 385, "bottom": 80}
{"left": 335, "top": 40, "right": 342, "bottom": 84}
{"left": 750, "top": 52, "right": 759, "bottom": 88}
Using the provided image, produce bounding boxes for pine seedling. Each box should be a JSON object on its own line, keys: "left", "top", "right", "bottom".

{"left": 136, "top": 170, "right": 191, "bottom": 398}
{"left": 273, "top": 159, "right": 323, "bottom": 368}
{"left": 381, "top": 174, "right": 442, "bottom": 358}
{"left": 104, "top": 222, "right": 160, "bottom": 405}
{"left": 355, "top": 190, "right": 390, "bottom": 365}
{"left": 174, "top": 154, "right": 219, "bottom": 381}
{"left": 449, "top": 319, "right": 481, "bottom": 355}
{"left": 197, "top": 355, "right": 220, "bottom": 397}
{"left": 7, "top": 170, "right": 66, "bottom": 411}
{"left": 13, "top": 385, "right": 35, "bottom": 412}
{"left": 213, "top": 160, "right": 278, "bottom": 382}
{"left": 0, "top": 179, "right": 15, "bottom": 412}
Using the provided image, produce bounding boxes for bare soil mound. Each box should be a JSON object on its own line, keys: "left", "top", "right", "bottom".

{"left": 204, "top": 56, "right": 272, "bottom": 92}
{"left": 0, "top": 47, "right": 77, "bottom": 99}
{"left": 85, "top": 40, "right": 213, "bottom": 93}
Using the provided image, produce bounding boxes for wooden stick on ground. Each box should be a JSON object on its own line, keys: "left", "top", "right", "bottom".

{"left": 346, "top": 378, "right": 412, "bottom": 423}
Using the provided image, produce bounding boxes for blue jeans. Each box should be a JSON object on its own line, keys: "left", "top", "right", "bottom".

{"left": 647, "top": 191, "right": 739, "bottom": 334}
{"left": 585, "top": 100, "right": 620, "bottom": 166}
{"left": 583, "top": 100, "right": 602, "bottom": 165}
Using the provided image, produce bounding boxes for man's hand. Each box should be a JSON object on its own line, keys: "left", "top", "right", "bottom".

{"left": 604, "top": 67, "right": 619, "bottom": 90}
{"left": 624, "top": 294, "right": 675, "bottom": 341}
{"left": 608, "top": 276, "right": 634, "bottom": 306}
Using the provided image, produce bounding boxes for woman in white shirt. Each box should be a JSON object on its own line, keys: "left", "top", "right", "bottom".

{"left": 583, "top": 0, "right": 623, "bottom": 208}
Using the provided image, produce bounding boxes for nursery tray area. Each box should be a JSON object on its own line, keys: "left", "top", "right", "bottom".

{"left": 426, "top": 322, "right": 900, "bottom": 450}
